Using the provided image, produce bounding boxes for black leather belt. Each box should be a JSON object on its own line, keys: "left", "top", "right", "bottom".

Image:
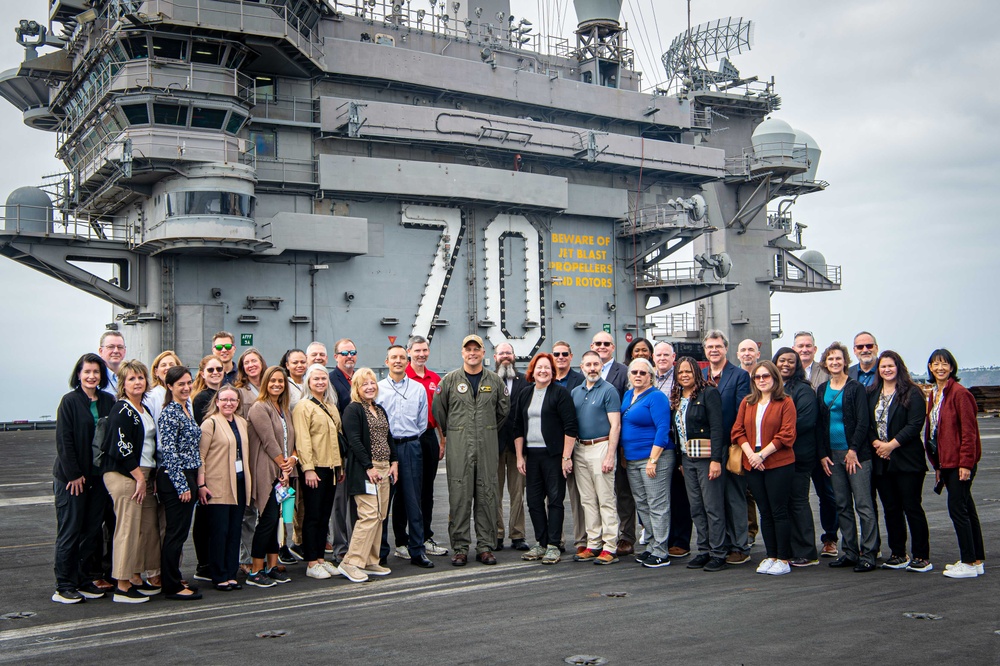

{"left": 392, "top": 436, "right": 420, "bottom": 444}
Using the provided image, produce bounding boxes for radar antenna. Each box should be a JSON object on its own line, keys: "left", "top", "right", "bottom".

{"left": 661, "top": 15, "right": 753, "bottom": 93}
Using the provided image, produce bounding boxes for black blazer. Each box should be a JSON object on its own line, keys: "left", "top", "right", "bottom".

{"left": 330, "top": 368, "right": 353, "bottom": 414}
{"left": 703, "top": 361, "right": 750, "bottom": 435}
{"left": 499, "top": 374, "right": 529, "bottom": 454}
{"left": 102, "top": 399, "right": 151, "bottom": 477}
{"left": 606, "top": 361, "right": 630, "bottom": 398}
{"left": 555, "top": 369, "right": 584, "bottom": 392}
{"left": 54, "top": 388, "right": 115, "bottom": 482}
{"left": 867, "top": 384, "right": 928, "bottom": 474}
{"left": 817, "top": 378, "right": 871, "bottom": 461}
{"left": 512, "top": 383, "right": 579, "bottom": 458}
{"left": 341, "top": 401, "right": 398, "bottom": 496}
{"left": 670, "top": 386, "right": 725, "bottom": 463}
{"left": 785, "top": 378, "right": 819, "bottom": 471}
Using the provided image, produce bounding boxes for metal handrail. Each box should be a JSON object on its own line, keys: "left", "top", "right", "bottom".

{"left": 0, "top": 203, "right": 131, "bottom": 243}
{"left": 634, "top": 260, "right": 702, "bottom": 286}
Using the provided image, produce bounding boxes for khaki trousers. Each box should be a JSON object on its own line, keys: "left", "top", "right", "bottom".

{"left": 343, "top": 462, "right": 390, "bottom": 569}
{"left": 573, "top": 441, "right": 619, "bottom": 552}
{"left": 496, "top": 447, "right": 526, "bottom": 541}
{"left": 103, "top": 467, "right": 160, "bottom": 580}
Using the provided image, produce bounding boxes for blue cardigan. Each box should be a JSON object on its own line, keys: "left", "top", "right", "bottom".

{"left": 620, "top": 388, "right": 673, "bottom": 461}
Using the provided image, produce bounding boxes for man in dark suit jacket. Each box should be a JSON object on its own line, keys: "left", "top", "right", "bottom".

{"left": 495, "top": 343, "right": 530, "bottom": 550}
{"left": 591, "top": 331, "right": 636, "bottom": 554}
{"left": 552, "top": 340, "right": 584, "bottom": 391}
{"left": 702, "top": 330, "right": 752, "bottom": 565}
{"left": 328, "top": 338, "right": 357, "bottom": 561}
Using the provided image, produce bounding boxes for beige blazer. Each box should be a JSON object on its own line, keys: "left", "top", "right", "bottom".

{"left": 199, "top": 414, "right": 252, "bottom": 505}
{"left": 292, "top": 397, "right": 343, "bottom": 472}
{"left": 247, "top": 400, "right": 296, "bottom": 511}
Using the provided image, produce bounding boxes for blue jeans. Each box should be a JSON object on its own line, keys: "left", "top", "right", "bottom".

{"left": 625, "top": 450, "right": 675, "bottom": 558}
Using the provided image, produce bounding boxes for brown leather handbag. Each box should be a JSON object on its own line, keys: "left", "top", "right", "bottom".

{"left": 726, "top": 443, "right": 745, "bottom": 475}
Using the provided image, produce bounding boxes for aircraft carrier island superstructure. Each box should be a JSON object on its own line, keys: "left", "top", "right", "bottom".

{"left": 0, "top": 0, "right": 839, "bottom": 369}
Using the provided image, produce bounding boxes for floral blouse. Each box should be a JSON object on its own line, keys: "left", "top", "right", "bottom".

{"left": 157, "top": 401, "right": 203, "bottom": 493}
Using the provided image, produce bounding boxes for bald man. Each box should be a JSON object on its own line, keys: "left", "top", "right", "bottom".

{"left": 736, "top": 339, "right": 760, "bottom": 373}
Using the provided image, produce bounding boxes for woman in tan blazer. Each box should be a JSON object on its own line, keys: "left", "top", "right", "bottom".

{"left": 246, "top": 366, "right": 297, "bottom": 588}
{"left": 292, "top": 364, "right": 344, "bottom": 579}
{"left": 196, "top": 386, "right": 252, "bottom": 591}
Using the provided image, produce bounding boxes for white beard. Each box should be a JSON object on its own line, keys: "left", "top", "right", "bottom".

{"left": 497, "top": 363, "right": 516, "bottom": 381}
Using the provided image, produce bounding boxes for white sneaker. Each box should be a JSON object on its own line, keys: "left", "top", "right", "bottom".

{"left": 942, "top": 562, "right": 980, "bottom": 579}
{"left": 306, "top": 563, "right": 332, "bottom": 580}
{"left": 767, "top": 560, "right": 791, "bottom": 576}
{"left": 320, "top": 560, "right": 341, "bottom": 576}
{"left": 337, "top": 562, "right": 369, "bottom": 583}
{"left": 945, "top": 560, "right": 984, "bottom": 575}
{"left": 424, "top": 539, "right": 449, "bottom": 556}
{"left": 756, "top": 558, "right": 775, "bottom": 574}
{"left": 638, "top": 528, "right": 648, "bottom": 546}
{"left": 393, "top": 545, "right": 410, "bottom": 559}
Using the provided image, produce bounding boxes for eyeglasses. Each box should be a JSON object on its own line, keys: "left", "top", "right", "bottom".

{"left": 338, "top": 350, "right": 357, "bottom": 357}
{"left": 629, "top": 370, "right": 649, "bottom": 376}
{"left": 102, "top": 344, "right": 125, "bottom": 351}
{"left": 217, "top": 398, "right": 239, "bottom": 403}
{"left": 552, "top": 352, "right": 571, "bottom": 357}
{"left": 854, "top": 343, "right": 875, "bottom": 350}
{"left": 206, "top": 367, "right": 224, "bottom": 374}
{"left": 753, "top": 373, "right": 773, "bottom": 381}
{"left": 214, "top": 343, "right": 233, "bottom": 351}
{"left": 593, "top": 341, "right": 613, "bottom": 347}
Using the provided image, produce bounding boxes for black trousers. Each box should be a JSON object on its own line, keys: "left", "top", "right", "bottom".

{"left": 666, "top": 459, "right": 692, "bottom": 549}
{"left": 205, "top": 500, "right": 244, "bottom": 584}
{"left": 525, "top": 450, "right": 566, "bottom": 548}
{"left": 53, "top": 476, "right": 107, "bottom": 591}
{"left": 615, "top": 450, "right": 636, "bottom": 544}
{"left": 192, "top": 504, "right": 210, "bottom": 574}
{"left": 874, "top": 470, "right": 929, "bottom": 560}
{"left": 941, "top": 466, "right": 985, "bottom": 563}
{"left": 789, "top": 462, "right": 818, "bottom": 560}
{"left": 746, "top": 464, "right": 794, "bottom": 560}
{"left": 301, "top": 467, "right": 337, "bottom": 562}
{"left": 158, "top": 468, "right": 198, "bottom": 595}
{"left": 251, "top": 490, "right": 281, "bottom": 560}
{"left": 393, "top": 429, "right": 441, "bottom": 543}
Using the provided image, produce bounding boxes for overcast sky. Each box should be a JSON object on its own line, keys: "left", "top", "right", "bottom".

{"left": 1, "top": 0, "right": 996, "bottom": 419}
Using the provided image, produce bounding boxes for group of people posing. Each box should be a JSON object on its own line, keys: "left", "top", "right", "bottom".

{"left": 51, "top": 326, "right": 984, "bottom": 605}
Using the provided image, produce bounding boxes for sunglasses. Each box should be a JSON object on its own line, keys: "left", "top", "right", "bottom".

{"left": 629, "top": 370, "right": 649, "bottom": 376}
{"left": 206, "top": 367, "right": 224, "bottom": 373}
{"left": 552, "top": 351, "right": 571, "bottom": 357}
{"left": 753, "top": 373, "right": 773, "bottom": 381}
{"left": 854, "top": 343, "right": 875, "bottom": 350}
{"left": 593, "top": 341, "right": 613, "bottom": 347}
{"left": 338, "top": 350, "right": 357, "bottom": 357}
{"left": 214, "top": 343, "right": 234, "bottom": 351}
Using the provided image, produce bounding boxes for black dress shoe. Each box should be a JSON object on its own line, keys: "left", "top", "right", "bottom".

{"left": 829, "top": 556, "right": 859, "bottom": 568}
{"left": 853, "top": 561, "right": 875, "bottom": 573}
{"left": 512, "top": 539, "right": 530, "bottom": 551}
{"left": 411, "top": 555, "right": 435, "bottom": 569}
{"left": 495, "top": 541, "right": 505, "bottom": 551}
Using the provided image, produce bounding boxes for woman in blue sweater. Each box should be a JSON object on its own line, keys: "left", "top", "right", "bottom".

{"left": 620, "top": 358, "right": 674, "bottom": 568}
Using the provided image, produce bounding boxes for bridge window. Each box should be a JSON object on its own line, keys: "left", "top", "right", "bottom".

{"left": 191, "top": 106, "right": 227, "bottom": 130}
{"left": 152, "top": 103, "right": 188, "bottom": 126}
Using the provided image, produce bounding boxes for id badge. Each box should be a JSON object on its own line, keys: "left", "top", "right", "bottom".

{"left": 234, "top": 459, "right": 244, "bottom": 474}
{"left": 364, "top": 481, "right": 377, "bottom": 495}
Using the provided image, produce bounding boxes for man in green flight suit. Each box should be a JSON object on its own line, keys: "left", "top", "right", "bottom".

{"left": 433, "top": 334, "right": 510, "bottom": 566}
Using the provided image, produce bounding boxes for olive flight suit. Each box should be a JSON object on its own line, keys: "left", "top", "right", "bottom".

{"left": 433, "top": 368, "right": 509, "bottom": 555}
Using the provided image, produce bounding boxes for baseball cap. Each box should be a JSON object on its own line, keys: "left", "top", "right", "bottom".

{"left": 462, "top": 334, "right": 484, "bottom": 349}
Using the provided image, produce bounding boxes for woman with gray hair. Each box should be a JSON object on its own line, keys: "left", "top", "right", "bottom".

{"left": 620, "top": 357, "right": 675, "bottom": 568}
{"left": 292, "top": 364, "right": 344, "bottom": 579}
